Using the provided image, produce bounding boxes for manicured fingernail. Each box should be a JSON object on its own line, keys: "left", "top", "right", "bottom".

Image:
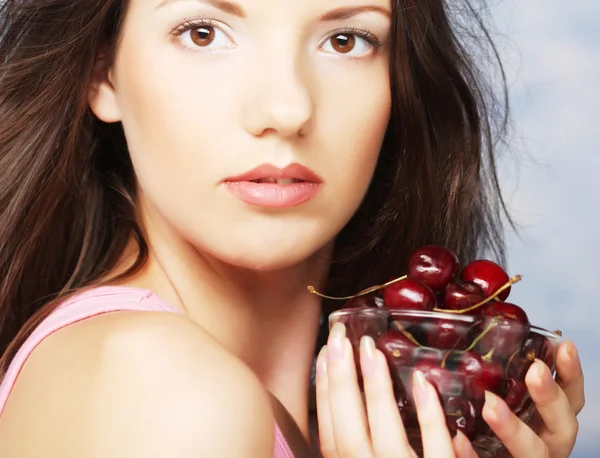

{"left": 360, "top": 336, "right": 377, "bottom": 377}
{"left": 413, "top": 370, "right": 430, "bottom": 407}
{"left": 484, "top": 390, "right": 509, "bottom": 421}
{"left": 327, "top": 322, "right": 346, "bottom": 361}
{"left": 316, "top": 346, "right": 327, "bottom": 378}
{"left": 566, "top": 340, "right": 579, "bottom": 362}
{"left": 535, "top": 359, "right": 553, "bottom": 387}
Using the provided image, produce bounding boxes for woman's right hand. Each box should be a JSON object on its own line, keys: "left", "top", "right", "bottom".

{"left": 316, "top": 322, "right": 477, "bottom": 458}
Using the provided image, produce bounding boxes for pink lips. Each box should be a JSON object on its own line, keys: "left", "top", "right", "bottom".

{"left": 223, "top": 163, "right": 323, "bottom": 208}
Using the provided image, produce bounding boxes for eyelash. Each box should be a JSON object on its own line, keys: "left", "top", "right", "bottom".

{"left": 327, "top": 27, "right": 384, "bottom": 49}
{"left": 170, "top": 19, "right": 384, "bottom": 52}
{"left": 171, "top": 17, "right": 217, "bottom": 36}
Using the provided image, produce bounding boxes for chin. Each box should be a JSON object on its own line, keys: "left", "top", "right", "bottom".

{"left": 228, "top": 250, "right": 312, "bottom": 272}
{"left": 217, "top": 239, "right": 330, "bottom": 273}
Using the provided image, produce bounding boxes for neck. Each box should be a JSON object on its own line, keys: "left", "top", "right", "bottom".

{"left": 117, "top": 212, "right": 331, "bottom": 440}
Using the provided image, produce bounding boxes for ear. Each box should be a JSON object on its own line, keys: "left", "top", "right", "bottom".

{"left": 88, "top": 51, "right": 122, "bottom": 123}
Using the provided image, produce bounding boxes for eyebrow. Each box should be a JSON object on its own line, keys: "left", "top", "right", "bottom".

{"left": 321, "top": 5, "right": 392, "bottom": 21}
{"left": 156, "top": 0, "right": 247, "bottom": 18}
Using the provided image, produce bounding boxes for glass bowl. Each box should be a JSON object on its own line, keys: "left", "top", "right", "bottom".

{"left": 328, "top": 307, "right": 562, "bottom": 458}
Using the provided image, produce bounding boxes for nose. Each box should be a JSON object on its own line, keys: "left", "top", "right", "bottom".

{"left": 241, "top": 53, "right": 314, "bottom": 139}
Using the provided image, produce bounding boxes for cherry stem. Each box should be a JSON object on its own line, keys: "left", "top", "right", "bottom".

{"left": 307, "top": 275, "right": 408, "bottom": 301}
{"left": 440, "top": 319, "right": 498, "bottom": 367}
{"left": 481, "top": 348, "right": 495, "bottom": 362}
{"left": 465, "top": 319, "right": 498, "bottom": 353}
{"left": 505, "top": 348, "right": 521, "bottom": 378}
{"left": 433, "top": 275, "right": 523, "bottom": 314}
{"left": 390, "top": 321, "right": 423, "bottom": 347}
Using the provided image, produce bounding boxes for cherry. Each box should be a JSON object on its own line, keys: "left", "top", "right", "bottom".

{"left": 412, "top": 358, "right": 463, "bottom": 398}
{"left": 425, "top": 318, "right": 473, "bottom": 350}
{"left": 342, "top": 294, "right": 381, "bottom": 310}
{"left": 506, "top": 355, "right": 535, "bottom": 381}
{"left": 476, "top": 302, "right": 529, "bottom": 358}
{"left": 442, "top": 280, "right": 486, "bottom": 311}
{"left": 524, "top": 332, "right": 554, "bottom": 368}
{"left": 454, "top": 352, "right": 503, "bottom": 401}
{"left": 482, "top": 302, "right": 529, "bottom": 324}
{"left": 375, "top": 330, "right": 419, "bottom": 369}
{"left": 408, "top": 245, "right": 460, "bottom": 292}
{"left": 446, "top": 397, "right": 478, "bottom": 439}
{"left": 460, "top": 259, "right": 511, "bottom": 301}
{"left": 503, "top": 379, "right": 529, "bottom": 412}
{"left": 507, "top": 332, "right": 551, "bottom": 379}
{"left": 382, "top": 279, "right": 437, "bottom": 311}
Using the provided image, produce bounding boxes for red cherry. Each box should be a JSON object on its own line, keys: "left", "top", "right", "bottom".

{"left": 375, "top": 330, "right": 418, "bottom": 369}
{"left": 412, "top": 358, "right": 463, "bottom": 398}
{"left": 382, "top": 279, "right": 437, "bottom": 311}
{"left": 503, "top": 379, "right": 529, "bottom": 412}
{"left": 507, "top": 332, "right": 551, "bottom": 379}
{"left": 477, "top": 302, "right": 529, "bottom": 358}
{"left": 460, "top": 259, "right": 511, "bottom": 301}
{"left": 482, "top": 302, "right": 529, "bottom": 324}
{"left": 446, "top": 397, "right": 478, "bottom": 439}
{"left": 408, "top": 245, "right": 460, "bottom": 292}
{"left": 454, "top": 352, "right": 503, "bottom": 401}
{"left": 442, "top": 280, "right": 486, "bottom": 311}
{"left": 425, "top": 318, "right": 473, "bottom": 350}
{"left": 342, "top": 294, "right": 381, "bottom": 310}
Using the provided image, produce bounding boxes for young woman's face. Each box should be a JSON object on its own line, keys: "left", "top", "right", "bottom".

{"left": 91, "top": 0, "right": 392, "bottom": 270}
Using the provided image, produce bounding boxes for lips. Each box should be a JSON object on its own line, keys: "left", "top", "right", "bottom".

{"left": 223, "top": 163, "right": 323, "bottom": 208}
{"left": 224, "top": 163, "right": 323, "bottom": 184}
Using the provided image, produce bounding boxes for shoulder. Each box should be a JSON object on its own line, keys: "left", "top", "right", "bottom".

{"left": 0, "top": 310, "right": 275, "bottom": 457}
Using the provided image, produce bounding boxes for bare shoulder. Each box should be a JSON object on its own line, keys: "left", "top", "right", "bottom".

{"left": 0, "top": 311, "right": 275, "bottom": 458}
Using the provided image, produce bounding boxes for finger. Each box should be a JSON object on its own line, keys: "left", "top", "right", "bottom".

{"left": 360, "top": 336, "right": 412, "bottom": 456}
{"left": 525, "top": 359, "right": 578, "bottom": 455}
{"left": 326, "top": 323, "right": 373, "bottom": 457}
{"left": 452, "top": 430, "right": 478, "bottom": 458}
{"left": 554, "top": 340, "right": 585, "bottom": 414}
{"left": 315, "top": 346, "right": 339, "bottom": 458}
{"left": 482, "top": 390, "right": 549, "bottom": 457}
{"left": 412, "top": 371, "right": 456, "bottom": 457}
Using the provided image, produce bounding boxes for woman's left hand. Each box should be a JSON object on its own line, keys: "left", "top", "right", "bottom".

{"left": 482, "top": 339, "right": 585, "bottom": 458}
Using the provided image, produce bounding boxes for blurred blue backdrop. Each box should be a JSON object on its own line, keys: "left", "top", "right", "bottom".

{"left": 492, "top": 0, "right": 599, "bottom": 455}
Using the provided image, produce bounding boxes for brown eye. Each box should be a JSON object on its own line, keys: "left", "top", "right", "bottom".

{"left": 190, "top": 26, "right": 216, "bottom": 47}
{"left": 330, "top": 33, "right": 356, "bottom": 54}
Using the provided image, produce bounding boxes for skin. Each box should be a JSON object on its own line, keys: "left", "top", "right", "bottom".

{"left": 0, "top": 0, "right": 585, "bottom": 456}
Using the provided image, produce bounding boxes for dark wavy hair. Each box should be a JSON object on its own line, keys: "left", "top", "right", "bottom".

{"left": 0, "top": 0, "right": 513, "bottom": 378}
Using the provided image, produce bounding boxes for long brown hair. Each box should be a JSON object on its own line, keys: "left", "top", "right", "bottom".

{"left": 0, "top": 0, "right": 513, "bottom": 378}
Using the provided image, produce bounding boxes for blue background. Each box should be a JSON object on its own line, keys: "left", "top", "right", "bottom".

{"left": 493, "top": 0, "right": 599, "bottom": 455}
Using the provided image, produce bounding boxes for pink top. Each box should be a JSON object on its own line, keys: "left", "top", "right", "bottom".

{"left": 0, "top": 286, "right": 294, "bottom": 458}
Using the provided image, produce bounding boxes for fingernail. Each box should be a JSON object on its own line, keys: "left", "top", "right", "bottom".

{"left": 360, "top": 336, "right": 377, "bottom": 377}
{"left": 316, "top": 346, "right": 327, "bottom": 378}
{"left": 535, "top": 359, "right": 553, "bottom": 387}
{"left": 327, "top": 322, "right": 346, "bottom": 361}
{"left": 484, "top": 390, "right": 509, "bottom": 421}
{"left": 566, "top": 340, "right": 579, "bottom": 362}
{"left": 413, "top": 370, "right": 430, "bottom": 407}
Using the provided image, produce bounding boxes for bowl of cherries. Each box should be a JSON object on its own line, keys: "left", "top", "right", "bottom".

{"left": 310, "top": 246, "right": 562, "bottom": 458}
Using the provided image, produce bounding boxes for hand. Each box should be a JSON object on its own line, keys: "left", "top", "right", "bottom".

{"left": 315, "top": 323, "right": 476, "bottom": 458}
{"left": 482, "top": 339, "right": 584, "bottom": 458}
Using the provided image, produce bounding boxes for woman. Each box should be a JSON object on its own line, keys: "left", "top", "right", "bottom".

{"left": 0, "top": 0, "right": 584, "bottom": 456}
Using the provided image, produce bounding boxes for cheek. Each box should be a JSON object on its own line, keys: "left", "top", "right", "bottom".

{"left": 110, "top": 46, "right": 239, "bottom": 210}
{"left": 316, "top": 66, "right": 391, "bottom": 214}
